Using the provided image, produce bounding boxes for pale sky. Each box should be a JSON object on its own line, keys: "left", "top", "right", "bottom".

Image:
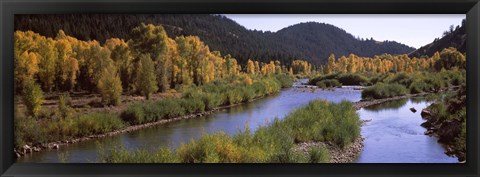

{"left": 223, "top": 14, "right": 465, "bottom": 49}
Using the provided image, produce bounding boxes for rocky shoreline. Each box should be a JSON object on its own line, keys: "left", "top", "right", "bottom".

{"left": 295, "top": 137, "right": 365, "bottom": 163}
{"left": 420, "top": 108, "right": 465, "bottom": 162}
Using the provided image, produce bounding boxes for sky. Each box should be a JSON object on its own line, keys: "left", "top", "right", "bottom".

{"left": 223, "top": 14, "right": 465, "bottom": 49}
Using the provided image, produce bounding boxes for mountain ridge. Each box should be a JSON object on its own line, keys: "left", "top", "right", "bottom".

{"left": 408, "top": 19, "right": 466, "bottom": 58}
{"left": 14, "top": 14, "right": 416, "bottom": 66}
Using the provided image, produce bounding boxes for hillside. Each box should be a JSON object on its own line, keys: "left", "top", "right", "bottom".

{"left": 14, "top": 14, "right": 415, "bottom": 66}
{"left": 409, "top": 19, "right": 466, "bottom": 58}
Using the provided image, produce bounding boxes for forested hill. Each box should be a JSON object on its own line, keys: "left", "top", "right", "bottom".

{"left": 14, "top": 14, "right": 415, "bottom": 66}
{"left": 409, "top": 19, "right": 466, "bottom": 58}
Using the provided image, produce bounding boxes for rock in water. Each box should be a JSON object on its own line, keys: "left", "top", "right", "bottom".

{"left": 410, "top": 107, "right": 417, "bottom": 113}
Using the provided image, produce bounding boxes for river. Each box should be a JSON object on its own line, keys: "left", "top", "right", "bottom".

{"left": 17, "top": 79, "right": 457, "bottom": 163}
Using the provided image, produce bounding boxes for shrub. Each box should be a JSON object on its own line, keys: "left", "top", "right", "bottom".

{"left": 337, "top": 73, "right": 369, "bottom": 86}
{"left": 240, "top": 87, "right": 256, "bottom": 102}
{"left": 121, "top": 103, "right": 145, "bottom": 125}
{"left": 409, "top": 81, "right": 431, "bottom": 94}
{"left": 315, "top": 79, "right": 342, "bottom": 89}
{"left": 22, "top": 81, "right": 44, "bottom": 117}
{"left": 307, "top": 146, "right": 330, "bottom": 163}
{"left": 176, "top": 132, "right": 242, "bottom": 163}
{"left": 58, "top": 93, "right": 73, "bottom": 118}
{"left": 75, "top": 112, "right": 124, "bottom": 135}
{"left": 361, "top": 83, "right": 408, "bottom": 100}
{"left": 387, "top": 72, "right": 414, "bottom": 87}
{"left": 225, "top": 90, "right": 243, "bottom": 105}
{"left": 274, "top": 74, "right": 294, "bottom": 88}
{"left": 135, "top": 54, "right": 158, "bottom": 100}
{"left": 15, "top": 114, "right": 47, "bottom": 147}
{"left": 181, "top": 98, "right": 205, "bottom": 114}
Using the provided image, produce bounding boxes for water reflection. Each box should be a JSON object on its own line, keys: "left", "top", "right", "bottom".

{"left": 363, "top": 98, "right": 408, "bottom": 112}
{"left": 356, "top": 98, "right": 457, "bottom": 163}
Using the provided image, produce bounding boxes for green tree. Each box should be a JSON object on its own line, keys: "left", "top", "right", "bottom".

{"left": 135, "top": 54, "right": 158, "bottom": 100}
{"left": 98, "top": 64, "right": 123, "bottom": 106}
{"left": 22, "top": 81, "right": 44, "bottom": 117}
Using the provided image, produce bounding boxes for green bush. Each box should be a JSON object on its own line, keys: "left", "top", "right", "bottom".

{"left": 76, "top": 112, "right": 124, "bottom": 135}
{"left": 97, "top": 66, "right": 123, "bottom": 106}
{"left": 315, "top": 79, "right": 342, "bottom": 89}
{"left": 361, "top": 83, "right": 408, "bottom": 100}
{"left": 121, "top": 103, "right": 145, "bottom": 125}
{"left": 22, "top": 81, "right": 44, "bottom": 117}
{"left": 274, "top": 74, "right": 294, "bottom": 88}
{"left": 307, "top": 146, "right": 330, "bottom": 163}
{"left": 337, "top": 73, "right": 369, "bottom": 86}
{"left": 409, "top": 81, "right": 432, "bottom": 94}
{"left": 181, "top": 98, "right": 205, "bottom": 114}
{"left": 387, "top": 72, "right": 413, "bottom": 87}
{"left": 201, "top": 93, "right": 222, "bottom": 110}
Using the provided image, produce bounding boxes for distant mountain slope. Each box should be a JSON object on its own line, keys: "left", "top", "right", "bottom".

{"left": 409, "top": 20, "right": 466, "bottom": 58}
{"left": 15, "top": 14, "right": 415, "bottom": 65}
{"left": 276, "top": 22, "right": 415, "bottom": 63}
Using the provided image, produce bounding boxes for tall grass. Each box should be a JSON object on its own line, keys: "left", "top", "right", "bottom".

{"left": 315, "top": 79, "right": 342, "bottom": 89}
{"left": 15, "top": 112, "right": 124, "bottom": 146}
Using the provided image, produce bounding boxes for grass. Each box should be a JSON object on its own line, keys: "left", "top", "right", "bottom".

{"left": 15, "top": 111, "right": 125, "bottom": 146}
{"left": 315, "top": 79, "right": 342, "bottom": 89}
{"left": 361, "top": 83, "right": 408, "bottom": 100}
{"left": 99, "top": 99, "right": 359, "bottom": 163}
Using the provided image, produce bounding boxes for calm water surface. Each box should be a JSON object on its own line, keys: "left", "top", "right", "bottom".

{"left": 18, "top": 80, "right": 456, "bottom": 163}
{"left": 355, "top": 98, "right": 457, "bottom": 163}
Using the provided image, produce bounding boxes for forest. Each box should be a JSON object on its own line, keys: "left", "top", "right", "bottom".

{"left": 14, "top": 14, "right": 415, "bottom": 66}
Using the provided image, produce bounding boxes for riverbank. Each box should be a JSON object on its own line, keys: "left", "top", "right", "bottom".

{"left": 295, "top": 137, "right": 365, "bottom": 163}
{"left": 14, "top": 93, "right": 278, "bottom": 158}
{"left": 420, "top": 85, "right": 466, "bottom": 162}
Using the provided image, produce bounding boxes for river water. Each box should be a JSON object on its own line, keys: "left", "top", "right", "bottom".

{"left": 17, "top": 79, "right": 457, "bottom": 163}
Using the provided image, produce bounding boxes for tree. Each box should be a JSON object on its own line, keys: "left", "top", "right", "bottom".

{"left": 246, "top": 59, "right": 255, "bottom": 75}
{"left": 108, "top": 39, "right": 134, "bottom": 92}
{"left": 22, "top": 81, "right": 44, "bottom": 117}
{"left": 435, "top": 47, "right": 466, "bottom": 71}
{"left": 135, "top": 54, "right": 158, "bottom": 100}
{"left": 129, "top": 23, "right": 169, "bottom": 61}
{"left": 326, "top": 54, "right": 336, "bottom": 74}
{"left": 37, "top": 38, "right": 58, "bottom": 92}
{"left": 15, "top": 51, "right": 40, "bottom": 93}
{"left": 244, "top": 75, "right": 253, "bottom": 85}
{"left": 98, "top": 64, "right": 123, "bottom": 106}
